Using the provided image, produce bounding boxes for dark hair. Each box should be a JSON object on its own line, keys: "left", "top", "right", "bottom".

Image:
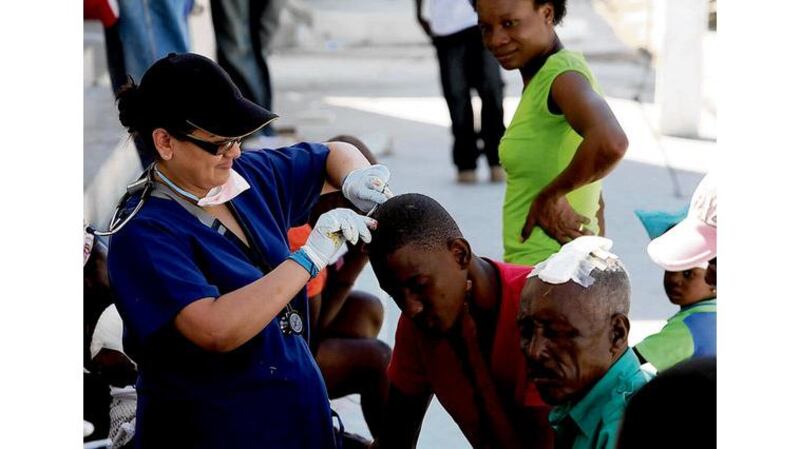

{"left": 368, "top": 193, "right": 462, "bottom": 259}
{"left": 471, "top": 0, "right": 567, "bottom": 25}
{"left": 617, "top": 357, "right": 716, "bottom": 449}
{"left": 116, "top": 76, "right": 191, "bottom": 160}
{"left": 327, "top": 134, "right": 378, "bottom": 165}
{"left": 540, "top": 0, "right": 567, "bottom": 25}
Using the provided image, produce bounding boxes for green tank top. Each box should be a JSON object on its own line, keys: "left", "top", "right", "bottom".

{"left": 499, "top": 49, "right": 603, "bottom": 265}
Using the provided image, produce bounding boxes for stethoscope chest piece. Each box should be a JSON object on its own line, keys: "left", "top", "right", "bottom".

{"left": 280, "top": 310, "right": 304, "bottom": 336}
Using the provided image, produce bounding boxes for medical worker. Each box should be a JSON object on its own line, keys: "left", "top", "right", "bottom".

{"left": 107, "top": 53, "right": 392, "bottom": 449}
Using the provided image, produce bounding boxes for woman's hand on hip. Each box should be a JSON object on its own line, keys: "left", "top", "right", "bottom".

{"left": 521, "top": 192, "right": 593, "bottom": 244}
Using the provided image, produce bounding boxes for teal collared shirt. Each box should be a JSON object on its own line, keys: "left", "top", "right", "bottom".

{"left": 548, "top": 348, "right": 652, "bottom": 449}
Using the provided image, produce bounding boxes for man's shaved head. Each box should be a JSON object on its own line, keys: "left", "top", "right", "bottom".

{"left": 368, "top": 193, "right": 463, "bottom": 256}
{"left": 367, "top": 194, "right": 474, "bottom": 335}
{"left": 518, "top": 257, "right": 632, "bottom": 405}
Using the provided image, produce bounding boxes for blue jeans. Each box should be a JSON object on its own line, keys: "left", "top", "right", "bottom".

{"left": 117, "top": 0, "right": 193, "bottom": 83}
{"left": 433, "top": 26, "right": 505, "bottom": 172}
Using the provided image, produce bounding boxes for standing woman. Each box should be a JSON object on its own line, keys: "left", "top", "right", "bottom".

{"left": 475, "top": 0, "right": 628, "bottom": 265}
{"left": 106, "top": 53, "right": 392, "bottom": 449}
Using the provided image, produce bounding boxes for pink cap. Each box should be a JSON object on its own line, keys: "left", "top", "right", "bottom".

{"left": 647, "top": 173, "right": 716, "bottom": 271}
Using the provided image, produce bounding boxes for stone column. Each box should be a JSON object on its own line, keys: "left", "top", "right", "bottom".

{"left": 656, "top": 0, "right": 707, "bottom": 138}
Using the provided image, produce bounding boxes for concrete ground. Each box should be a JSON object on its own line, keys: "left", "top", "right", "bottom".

{"left": 83, "top": 0, "right": 714, "bottom": 446}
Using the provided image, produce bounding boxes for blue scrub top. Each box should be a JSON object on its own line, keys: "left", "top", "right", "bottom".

{"left": 108, "top": 143, "right": 338, "bottom": 449}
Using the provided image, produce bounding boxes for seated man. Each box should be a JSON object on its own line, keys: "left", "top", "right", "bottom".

{"left": 368, "top": 193, "right": 554, "bottom": 449}
{"left": 517, "top": 236, "right": 651, "bottom": 449}
{"left": 288, "top": 135, "right": 391, "bottom": 444}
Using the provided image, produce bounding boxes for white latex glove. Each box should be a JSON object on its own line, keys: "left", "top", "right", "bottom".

{"left": 341, "top": 164, "right": 394, "bottom": 212}
{"left": 302, "top": 208, "right": 377, "bottom": 271}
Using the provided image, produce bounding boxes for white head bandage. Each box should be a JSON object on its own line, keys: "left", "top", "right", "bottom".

{"left": 527, "top": 236, "right": 620, "bottom": 288}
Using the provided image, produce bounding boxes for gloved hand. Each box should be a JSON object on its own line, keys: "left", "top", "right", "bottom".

{"left": 302, "top": 208, "right": 377, "bottom": 271}
{"left": 341, "top": 164, "right": 394, "bottom": 213}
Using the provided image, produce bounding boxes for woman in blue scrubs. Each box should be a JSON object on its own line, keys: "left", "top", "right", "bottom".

{"left": 106, "top": 53, "right": 393, "bottom": 449}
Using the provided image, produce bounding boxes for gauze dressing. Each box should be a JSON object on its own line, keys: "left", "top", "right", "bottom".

{"left": 527, "top": 236, "right": 620, "bottom": 288}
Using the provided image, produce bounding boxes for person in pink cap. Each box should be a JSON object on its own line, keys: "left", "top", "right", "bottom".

{"left": 647, "top": 173, "right": 717, "bottom": 288}
{"left": 636, "top": 173, "right": 717, "bottom": 371}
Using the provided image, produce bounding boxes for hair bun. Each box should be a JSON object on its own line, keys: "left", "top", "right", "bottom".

{"left": 116, "top": 76, "right": 143, "bottom": 131}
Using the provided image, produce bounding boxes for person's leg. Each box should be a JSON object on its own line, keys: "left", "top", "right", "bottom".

{"left": 103, "top": 23, "right": 128, "bottom": 95}
{"left": 316, "top": 338, "right": 391, "bottom": 436}
{"left": 209, "top": 0, "right": 270, "bottom": 109}
{"left": 315, "top": 291, "right": 390, "bottom": 436}
{"left": 258, "top": 0, "right": 289, "bottom": 49}
{"left": 465, "top": 27, "right": 505, "bottom": 171}
{"left": 434, "top": 32, "right": 479, "bottom": 177}
{"left": 323, "top": 290, "right": 383, "bottom": 339}
{"left": 250, "top": 0, "right": 286, "bottom": 136}
{"left": 117, "top": 0, "right": 192, "bottom": 82}
{"left": 117, "top": 0, "right": 191, "bottom": 168}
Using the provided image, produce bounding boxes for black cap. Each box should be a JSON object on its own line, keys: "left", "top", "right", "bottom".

{"left": 137, "top": 53, "right": 278, "bottom": 138}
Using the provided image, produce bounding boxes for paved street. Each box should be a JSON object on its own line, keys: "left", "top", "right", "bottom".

{"left": 83, "top": 0, "right": 714, "bottom": 446}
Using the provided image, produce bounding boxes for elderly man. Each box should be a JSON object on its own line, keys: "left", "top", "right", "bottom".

{"left": 517, "top": 236, "right": 650, "bottom": 449}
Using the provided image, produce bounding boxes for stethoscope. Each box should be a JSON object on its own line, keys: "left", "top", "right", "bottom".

{"left": 90, "top": 163, "right": 157, "bottom": 237}
{"left": 88, "top": 163, "right": 305, "bottom": 337}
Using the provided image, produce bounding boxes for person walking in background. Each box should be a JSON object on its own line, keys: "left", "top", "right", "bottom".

{"left": 210, "top": 0, "right": 288, "bottom": 144}
{"left": 117, "top": 0, "right": 194, "bottom": 83}
{"left": 475, "top": 0, "right": 627, "bottom": 265}
{"left": 84, "top": 0, "right": 128, "bottom": 95}
{"left": 415, "top": 0, "right": 506, "bottom": 184}
{"left": 86, "top": 0, "right": 194, "bottom": 168}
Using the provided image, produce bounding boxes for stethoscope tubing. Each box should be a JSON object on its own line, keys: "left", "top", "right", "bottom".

{"left": 90, "top": 164, "right": 155, "bottom": 237}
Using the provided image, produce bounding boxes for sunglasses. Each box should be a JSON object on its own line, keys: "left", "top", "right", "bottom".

{"left": 176, "top": 132, "right": 242, "bottom": 156}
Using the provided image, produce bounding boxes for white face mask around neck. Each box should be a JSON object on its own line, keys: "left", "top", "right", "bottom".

{"left": 154, "top": 166, "right": 251, "bottom": 206}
